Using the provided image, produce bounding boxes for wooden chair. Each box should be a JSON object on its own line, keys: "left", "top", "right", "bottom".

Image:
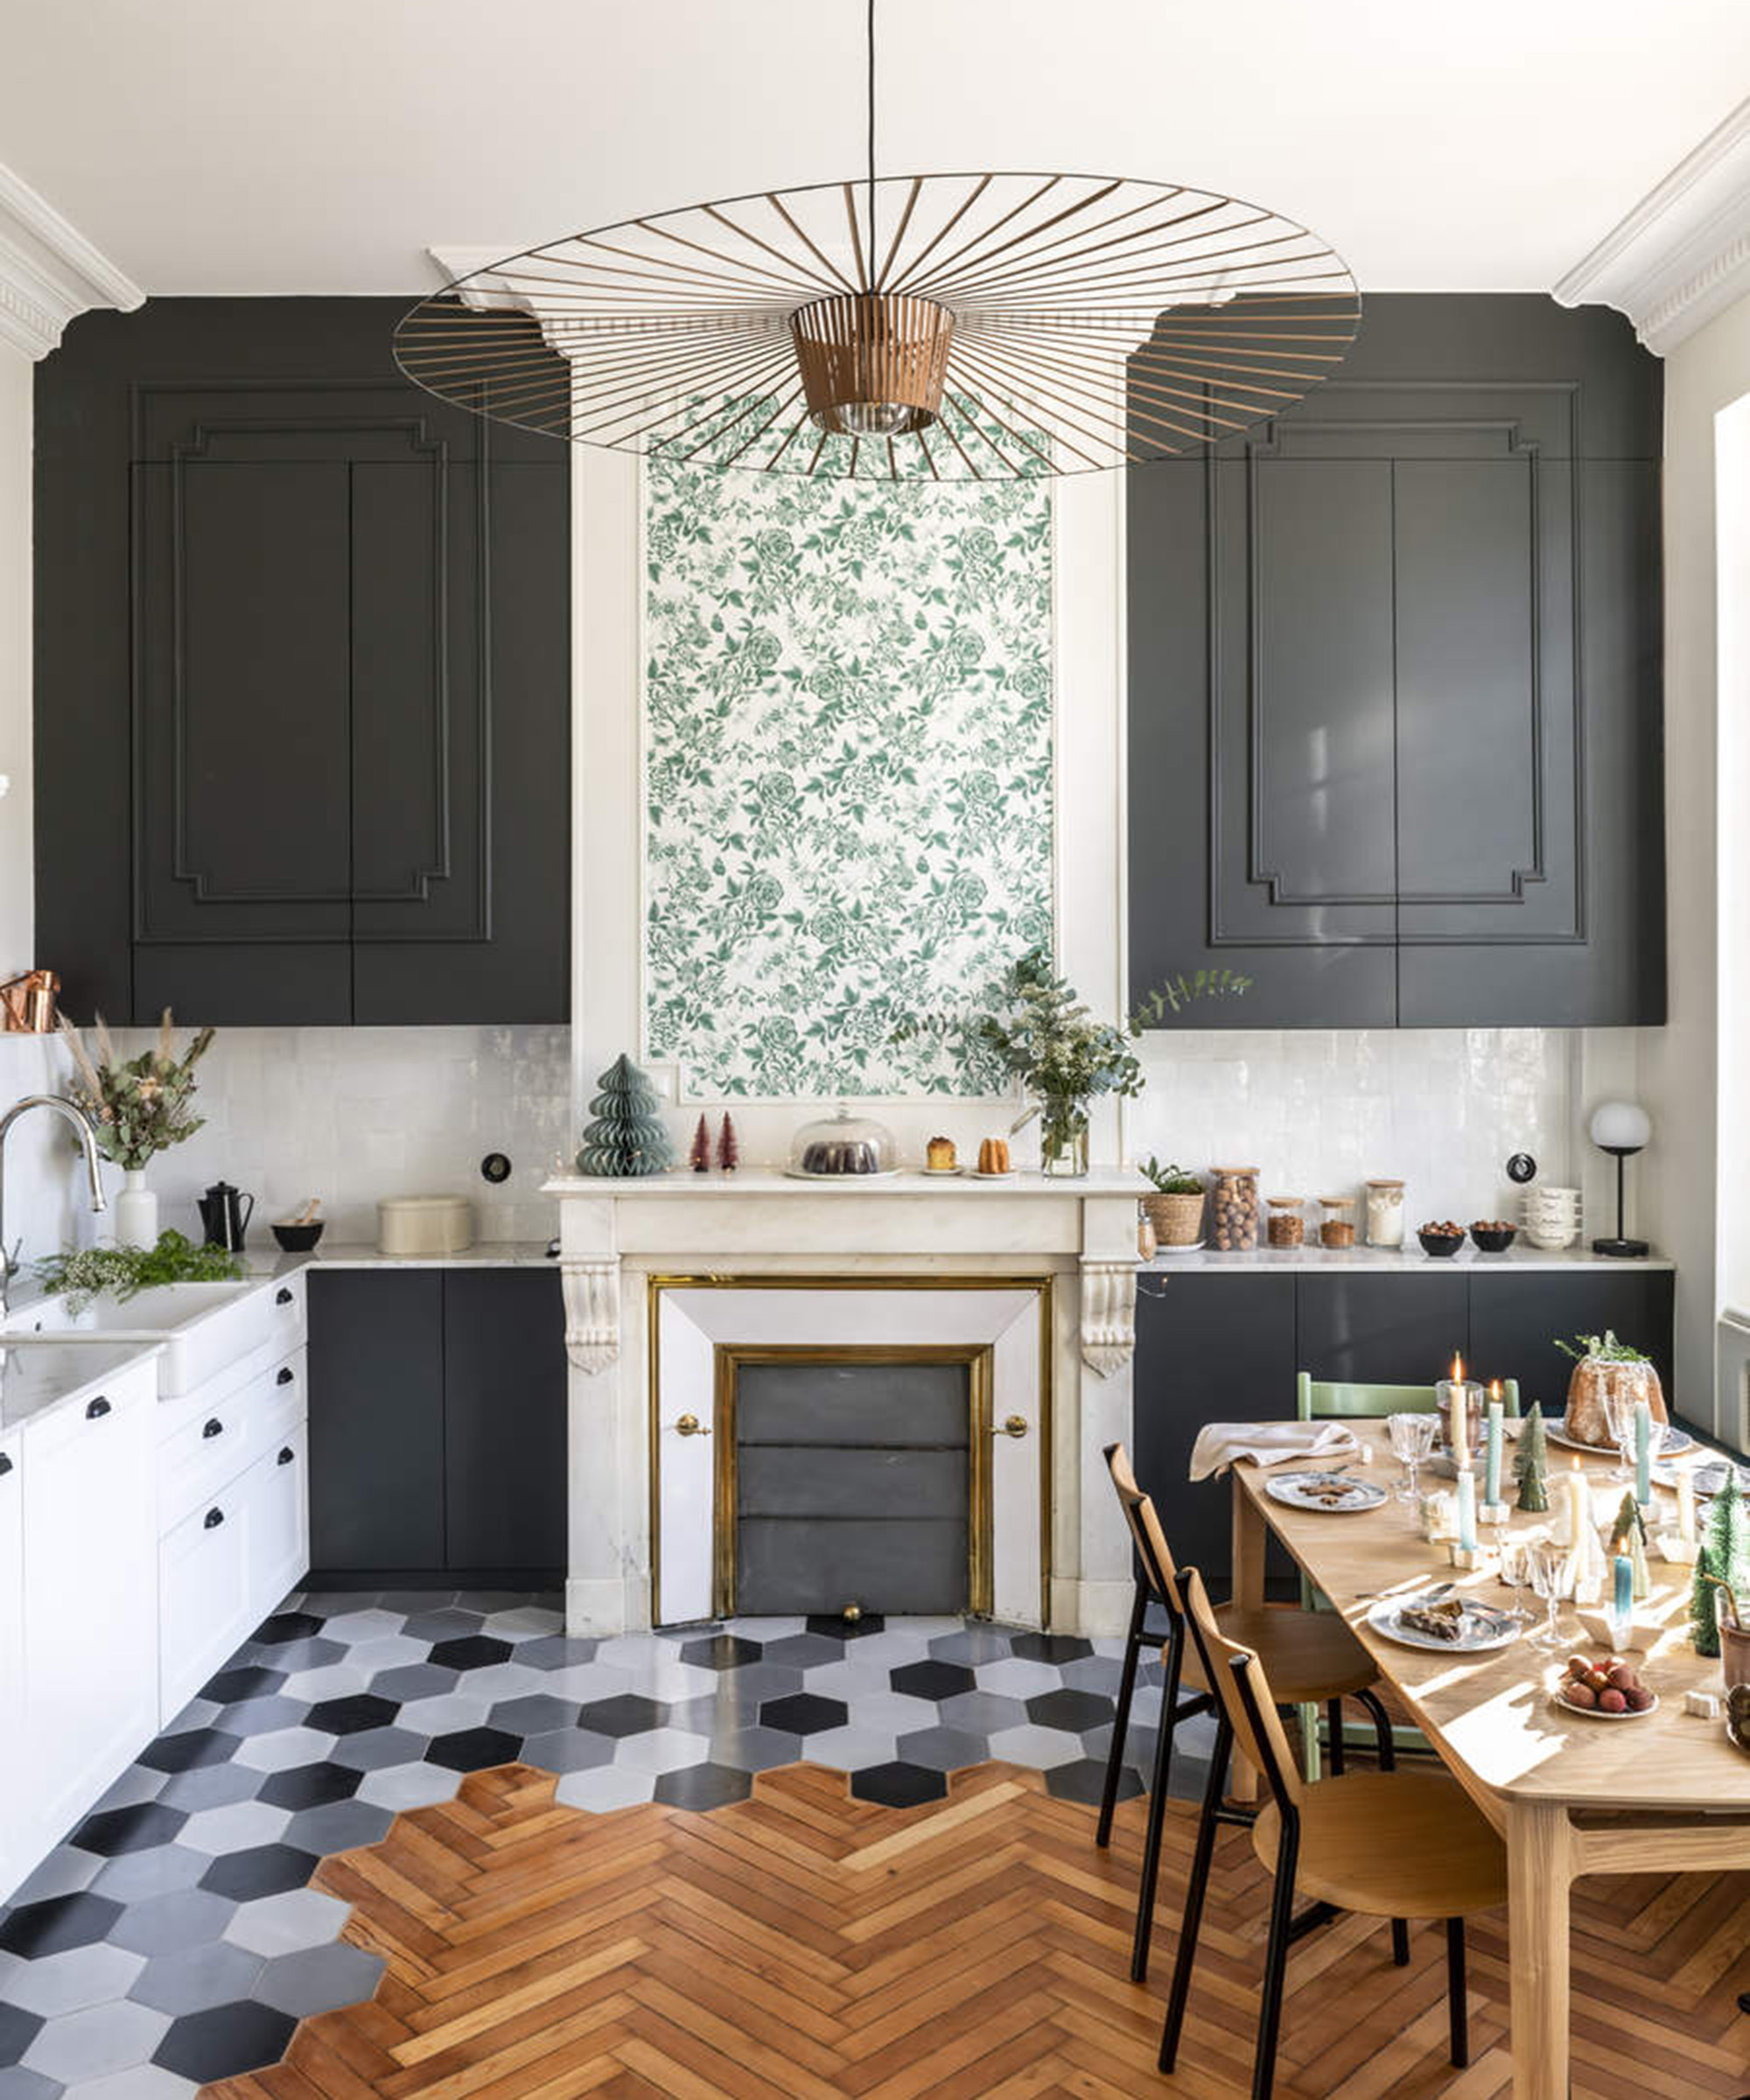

{"left": 1158, "top": 1564, "right": 1508, "bottom": 2100}
{"left": 1096, "top": 1444, "right": 1394, "bottom": 1982}
{"left": 1293, "top": 1376, "right": 1520, "bottom": 1777}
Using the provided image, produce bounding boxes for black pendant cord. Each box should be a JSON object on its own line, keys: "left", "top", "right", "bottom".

{"left": 865, "top": 0, "right": 877, "bottom": 286}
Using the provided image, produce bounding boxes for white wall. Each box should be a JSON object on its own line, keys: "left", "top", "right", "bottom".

{"left": 1716, "top": 393, "right": 1750, "bottom": 1326}
{"left": 1644, "top": 287, "right": 1750, "bottom": 1432}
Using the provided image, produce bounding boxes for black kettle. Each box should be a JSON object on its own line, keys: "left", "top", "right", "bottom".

{"left": 198, "top": 1180, "right": 256, "bottom": 1251}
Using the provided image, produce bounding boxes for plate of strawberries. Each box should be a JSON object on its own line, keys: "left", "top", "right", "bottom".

{"left": 1550, "top": 1654, "right": 1657, "bottom": 1719}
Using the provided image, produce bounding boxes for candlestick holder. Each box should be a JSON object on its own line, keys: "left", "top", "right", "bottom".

{"left": 1435, "top": 1375, "right": 1485, "bottom": 1462}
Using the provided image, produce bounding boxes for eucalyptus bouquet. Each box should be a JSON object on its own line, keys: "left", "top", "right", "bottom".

{"left": 60, "top": 1010, "right": 216, "bottom": 1172}
{"left": 896, "top": 948, "right": 1250, "bottom": 1174}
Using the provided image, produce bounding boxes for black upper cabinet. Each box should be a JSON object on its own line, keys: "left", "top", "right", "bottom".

{"left": 1128, "top": 295, "right": 1665, "bottom": 1029}
{"left": 36, "top": 299, "right": 570, "bottom": 1026}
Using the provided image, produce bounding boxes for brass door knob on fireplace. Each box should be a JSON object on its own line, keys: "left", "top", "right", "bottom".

{"left": 673, "top": 1413, "right": 710, "bottom": 1437}
{"left": 991, "top": 1414, "right": 1030, "bottom": 1438}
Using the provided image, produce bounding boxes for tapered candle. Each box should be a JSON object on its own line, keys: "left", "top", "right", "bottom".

{"left": 1676, "top": 1463, "right": 1698, "bottom": 1544}
{"left": 1634, "top": 1399, "right": 1652, "bottom": 1505}
{"left": 1613, "top": 1552, "right": 1634, "bottom": 1620}
{"left": 1450, "top": 1384, "right": 1468, "bottom": 1470}
{"left": 1456, "top": 1467, "right": 1477, "bottom": 1553}
{"left": 1485, "top": 1396, "right": 1504, "bottom": 1506}
{"left": 1566, "top": 1459, "right": 1590, "bottom": 1550}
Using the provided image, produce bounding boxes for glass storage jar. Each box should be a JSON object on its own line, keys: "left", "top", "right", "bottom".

{"left": 1265, "top": 1197, "right": 1305, "bottom": 1249}
{"left": 787, "top": 1103, "right": 900, "bottom": 1178}
{"left": 1319, "top": 1195, "right": 1357, "bottom": 1250}
{"left": 1209, "top": 1166, "right": 1261, "bottom": 1251}
{"left": 1365, "top": 1178, "right": 1406, "bottom": 1248}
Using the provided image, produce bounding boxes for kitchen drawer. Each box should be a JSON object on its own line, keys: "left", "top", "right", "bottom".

{"left": 246, "top": 1426, "right": 308, "bottom": 1619}
{"left": 158, "top": 1474, "right": 257, "bottom": 1722}
{"left": 158, "top": 1344, "right": 306, "bottom": 1535}
{"left": 266, "top": 1274, "right": 308, "bottom": 1358}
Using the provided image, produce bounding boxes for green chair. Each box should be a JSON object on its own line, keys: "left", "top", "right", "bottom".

{"left": 1292, "top": 1376, "right": 1521, "bottom": 1777}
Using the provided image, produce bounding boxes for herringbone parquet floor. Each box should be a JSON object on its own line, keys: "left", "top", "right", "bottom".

{"left": 199, "top": 1760, "right": 1750, "bottom": 2100}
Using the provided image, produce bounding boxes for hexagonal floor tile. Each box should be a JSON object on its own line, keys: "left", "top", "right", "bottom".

{"left": 232, "top": 1727, "right": 339, "bottom": 1774}
{"left": 936, "top": 1690, "right": 1029, "bottom": 1736}
{"left": 551, "top": 1766, "right": 655, "bottom": 1814}
{"left": 93, "top": 1844, "right": 211, "bottom": 1906}
{"left": 0, "top": 1893, "right": 124, "bottom": 1960}
{"left": 388, "top": 1691, "right": 490, "bottom": 1737}
{"left": 677, "top": 1634, "right": 762, "bottom": 1671}
{"left": 425, "top": 1727, "right": 522, "bottom": 1774}
{"left": 510, "top": 1634, "right": 599, "bottom": 1672}
{"left": 221, "top": 1888, "right": 350, "bottom": 1960}
{"left": 251, "top": 1612, "right": 325, "bottom": 1647}
{"left": 892, "top": 1724, "right": 991, "bottom": 1772}
{"left": 427, "top": 1635, "right": 514, "bottom": 1672}
{"left": 986, "top": 1722, "right": 1085, "bottom": 1770}
{"left": 178, "top": 1801, "right": 294, "bottom": 1857}
{"left": 197, "top": 1845, "right": 318, "bottom": 1903}
{"left": 280, "top": 1801, "right": 395, "bottom": 1858}
{"left": 575, "top": 1693, "right": 668, "bottom": 1737}
{"left": 152, "top": 1998, "right": 298, "bottom": 2083}
{"left": 512, "top": 1726, "right": 617, "bottom": 1777}
{"left": 849, "top": 1761, "right": 948, "bottom": 1810}
{"left": 805, "top": 1613, "right": 886, "bottom": 1641}
{"left": 136, "top": 1730, "right": 242, "bottom": 1776}
{"left": 251, "top": 1940, "right": 383, "bottom": 2019}
{"left": 256, "top": 1762, "right": 360, "bottom": 1812}
{"left": 651, "top": 1763, "right": 752, "bottom": 1810}
{"left": 363, "top": 1662, "right": 458, "bottom": 1704}
{"left": 926, "top": 1626, "right": 1014, "bottom": 1664}
{"left": 972, "top": 1657, "right": 1064, "bottom": 1698}
{"left": 200, "top": 1665, "right": 287, "bottom": 1706}
{"left": 706, "top": 1725, "right": 806, "bottom": 1774}
{"left": 757, "top": 1693, "right": 847, "bottom": 1736}
{"left": 4, "top": 1846, "right": 102, "bottom": 1908}
{"left": 302, "top": 1695, "right": 399, "bottom": 1738}
{"left": 327, "top": 1726, "right": 430, "bottom": 1774}
{"left": 128, "top": 1940, "right": 264, "bottom": 2016}
{"left": 1024, "top": 1686, "right": 1116, "bottom": 1734}
{"left": 1010, "top": 1631, "right": 1094, "bottom": 1665}
{"left": 22, "top": 1998, "right": 169, "bottom": 2083}
{"left": 66, "top": 1803, "right": 188, "bottom": 1859}
{"left": 888, "top": 1657, "right": 977, "bottom": 1703}
{"left": 110, "top": 1889, "right": 234, "bottom": 1959}
{"left": 1044, "top": 1756, "right": 1144, "bottom": 1810}
{"left": 612, "top": 1729, "right": 710, "bottom": 1777}
{"left": 760, "top": 1633, "right": 848, "bottom": 1671}
{"left": 0, "top": 2002, "right": 43, "bottom": 2068}
{"left": 0, "top": 1940, "right": 144, "bottom": 2014}
{"left": 485, "top": 1694, "right": 579, "bottom": 1738}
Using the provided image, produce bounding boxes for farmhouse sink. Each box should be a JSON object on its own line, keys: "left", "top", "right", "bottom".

{"left": 1, "top": 1280, "right": 277, "bottom": 1399}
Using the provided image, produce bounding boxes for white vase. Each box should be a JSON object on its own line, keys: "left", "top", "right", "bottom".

{"left": 115, "top": 1168, "right": 158, "bottom": 1250}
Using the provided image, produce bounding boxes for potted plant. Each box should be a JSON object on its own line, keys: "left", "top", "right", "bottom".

{"left": 60, "top": 1010, "right": 215, "bottom": 1248}
{"left": 1139, "top": 1159, "right": 1205, "bottom": 1246}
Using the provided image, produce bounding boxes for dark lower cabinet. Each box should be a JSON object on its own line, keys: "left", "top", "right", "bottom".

{"left": 307, "top": 1266, "right": 566, "bottom": 1582}
{"left": 1132, "top": 1273, "right": 1297, "bottom": 1590}
{"left": 1132, "top": 1264, "right": 1676, "bottom": 1593}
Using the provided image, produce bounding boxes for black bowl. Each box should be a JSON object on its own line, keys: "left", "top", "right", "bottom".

{"left": 1469, "top": 1223, "right": 1517, "bottom": 1253}
{"left": 271, "top": 1221, "right": 326, "bottom": 1252}
{"left": 1418, "top": 1228, "right": 1465, "bottom": 1258}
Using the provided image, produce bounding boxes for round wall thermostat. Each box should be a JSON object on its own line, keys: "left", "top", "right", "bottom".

{"left": 1505, "top": 1152, "right": 1537, "bottom": 1185}
{"left": 480, "top": 1152, "right": 513, "bottom": 1185}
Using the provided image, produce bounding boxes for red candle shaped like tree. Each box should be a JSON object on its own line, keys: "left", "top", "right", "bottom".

{"left": 717, "top": 1113, "right": 739, "bottom": 1172}
{"left": 688, "top": 1115, "right": 711, "bottom": 1173}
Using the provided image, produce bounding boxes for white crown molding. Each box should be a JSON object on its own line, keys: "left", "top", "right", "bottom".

{"left": 1553, "top": 96, "right": 1750, "bottom": 355}
{"left": 0, "top": 158, "right": 144, "bottom": 360}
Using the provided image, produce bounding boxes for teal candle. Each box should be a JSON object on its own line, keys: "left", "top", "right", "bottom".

{"left": 1485, "top": 1402, "right": 1503, "bottom": 1506}
{"left": 1456, "top": 1467, "right": 1477, "bottom": 1553}
{"left": 1613, "top": 1550, "right": 1634, "bottom": 1620}
{"left": 1634, "top": 1399, "right": 1652, "bottom": 1504}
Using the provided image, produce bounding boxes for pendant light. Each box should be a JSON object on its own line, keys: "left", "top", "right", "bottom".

{"left": 393, "top": 2, "right": 1360, "bottom": 480}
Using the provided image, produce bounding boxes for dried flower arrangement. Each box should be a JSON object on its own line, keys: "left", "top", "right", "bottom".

{"left": 59, "top": 1009, "right": 216, "bottom": 1172}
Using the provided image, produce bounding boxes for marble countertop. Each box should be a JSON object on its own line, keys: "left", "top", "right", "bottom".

{"left": 542, "top": 1167, "right": 1149, "bottom": 1197}
{"left": 1141, "top": 1242, "right": 1673, "bottom": 1274}
{"left": 0, "top": 1339, "right": 164, "bottom": 1435}
{"left": 242, "top": 1240, "right": 557, "bottom": 1277}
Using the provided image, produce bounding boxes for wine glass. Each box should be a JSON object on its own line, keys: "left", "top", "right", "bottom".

{"left": 1388, "top": 1411, "right": 1438, "bottom": 1505}
{"left": 1498, "top": 1534, "right": 1535, "bottom": 1624}
{"left": 1601, "top": 1388, "right": 1635, "bottom": 1485}
{"left": 1526, "top": 1538, "right": 1572, "bottom": 1653}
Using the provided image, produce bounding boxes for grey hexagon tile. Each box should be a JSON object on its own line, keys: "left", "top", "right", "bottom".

{"left": 518, "top": 1728, "right": 616, "bottom": 1777}
{"left": 4, "top": 1852, "right": 101, "bottom": 1908}
{"left": 353, "top": 1765, "right": 462, "bottom": 1814}
{"left": 199, "top": 1697, "right": 309, "bottom": 1739}
{"left": 512, "top": 1634, "right": 598, "bottom": 1672}
{"left": 2, "top": 1942, "right": 145, "bottom": 2016}
{"left": 927, "top": 1627, "right": 1015, "bottom": 1664}
{"left": 799, "top": 1726, "right": 895, "bottom": 1770}
{"left": 1058, "top": 1654, "right": 1127, "bottom": 1695}
{"left": 653, "top": 1763, "right": 752, "bottom": 1810}
{"left": 389, "top": 1692, "right": 490, "bottom": 1737}
{"left": 986, "top": 1722, "right": 1085, "bottom": 1769}
{"left": 707, "top": 1725, "right": 805, "bottom": 1774}
{"left": 400, "top": 1609, "right": 484, "bottom": 1642}
{"left": 480, "top": 1604, "right": 564, "bottom": 1639}
{"left": 552, "top": 1767, "right": 655, "bottom": 1814}
{"left": 251, "top": 1940, "right": 383, "bottom": 2019}
{"left": 612, "top": 1729, "right": 710, "bottom": 1777}
{"left": 937, "top": 1690, "right": 1029, "bottom": 1735}
{"left": 275, "top": 1664, "right": 372, "bottom": 1704}
{"left": 92, "top": 1848, "right": 209, "bottom": 1907}
{"left": 309, "top": 1608, "right": 402, "bottom": 1645}
{"left": 178, "top": 1803, "right": 294, "bottom": 1858}
{"left": 760, "top": 1633, "right": 848, "bottom": 1671}
{"left": 21, "top": 2000, "right": 168, "bottom": 2083}
{"left": 109, "top": 1892, "right": 234, "bottom": 1959}
{"left": 486, "top": 1695, "right": 579, "bottom": 1738}
{"left": 221, "top": 1888, "right": 349, "bottom": 1959}
{"left": 278, "top": 1802, "right": 395, "bottom": 1857}
{"left": 362, "top": 1663, "right": 457, "bottom": 1704}
{"left": 892, "top": 1724, "right": 991, "bottom": 1771}
{"left": 61, "top": 2063, "right": 198, "bottom": 2099}
{"left": 128, "top": 1941, "right": 264, "bottom": 2017}
{"left": 231, "top": 1728, "right": 338, "bottom": 1775}
{"left": 86, "top": 1769, "right": 168, "bottom": 1816}
{"left": 326, "top": 1727, "right": 430, "bottom": 1774}
{"left": 973, "top": 1657, "right": 1064, "bottom": 1698}
{"left": 153, "top": 1765, "right": 261, "bottom": 1815}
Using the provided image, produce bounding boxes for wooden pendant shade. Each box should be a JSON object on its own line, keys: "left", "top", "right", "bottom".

{"left": 790, "top": 291, "right": 956, "bottom": 438}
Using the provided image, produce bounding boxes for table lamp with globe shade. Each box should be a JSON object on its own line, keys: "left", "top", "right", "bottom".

{"left": 1589, "top": 1101, "right": 1651, "bottom": 1257}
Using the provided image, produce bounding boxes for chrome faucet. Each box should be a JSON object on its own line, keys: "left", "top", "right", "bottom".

{"left": 0, "top": 1095, "right": 108, "bottom": 1317}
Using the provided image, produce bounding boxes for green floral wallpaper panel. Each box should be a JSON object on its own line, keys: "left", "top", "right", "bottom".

{"left": 643, "top": 462, "right": 1054, "bottom": 1098}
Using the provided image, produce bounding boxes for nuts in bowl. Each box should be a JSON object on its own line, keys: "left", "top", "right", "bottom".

{"left": 1469, "top": 1219, "right": 1517, "bottom": 1253}
{"left": 1555, "top": 1654, "right": 1656, "bottom": 1718}
{"left": 1418, "top": 1220, "right": 1466, "bottom": 1258}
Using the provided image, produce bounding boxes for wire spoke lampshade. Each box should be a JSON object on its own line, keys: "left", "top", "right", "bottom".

{"left": 394, "top": 10, "right": 1358, "bottom": 479}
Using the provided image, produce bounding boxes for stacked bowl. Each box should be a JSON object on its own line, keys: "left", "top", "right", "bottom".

{"left": 1522, "top": 1183, "right": 1582, "bottom": 1250}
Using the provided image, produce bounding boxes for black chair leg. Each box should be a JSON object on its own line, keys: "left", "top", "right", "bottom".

{"left": 1097, "top": 1578, "right": 1149, "bottom": 1848}
{"left": 1356, "top": 1685, "right": 1395, "bottom": 1771}
{"left": 1251, "top": 1820, "right": 1300, "bottom": 2100}
{"left": 1390, "top": 1917, "right": 1410, "bottom": 1966}
{"left": 1131, "top": 1619, "right": 1186, "bottom": 1981}
{"left": 1325, "top": 1697, "right": 1345, "bottom": 1777}
{"left": 1158, "top": 1714, "right": 1231, "bottom": 2074}
{"left": 1446, "top": 1916, "right": 1469, "bottom": 2067}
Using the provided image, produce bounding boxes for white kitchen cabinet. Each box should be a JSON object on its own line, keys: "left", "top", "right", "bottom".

{"left": 158, "top": 1479, "right": 256, "bottom": 1723}
{"left": 20, "top": 1360, "right": 158, "bottom": 1853}
{"left": 246, "top": 1424, "right": 308, "bottom": 1618}
{"left": 0, "top": 1427, "right": 25, "bottom": 1896}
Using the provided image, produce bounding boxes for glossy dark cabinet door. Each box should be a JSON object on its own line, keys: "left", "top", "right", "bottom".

{"left": 36, "top": 298, "right": 570, "bottom": 1026}
{"left": 1129, "top": 295, "right": 1664, "bottom": 1029}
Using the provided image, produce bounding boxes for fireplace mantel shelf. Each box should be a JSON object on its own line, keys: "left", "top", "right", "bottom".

{"left": 542, "top": 1168, "right": 1147, "bottom": 1198}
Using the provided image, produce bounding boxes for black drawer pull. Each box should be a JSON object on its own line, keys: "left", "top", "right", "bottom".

{"left": 202, "top": 1418, "right": 224, "bottom": 1439}
{"left": 85, "top": 1396, "right": 111, "bottom": 1421}
{"left": 275, "top": 1288, "right": 294, "bottom": 1306}
{"left": 276, "top": 1367, "right": 295, "bottom": 1386}
{"left": 276, "top": 1446, "right": 295, "bottom": 1466}
{"left": 0, "top": 1452, "right": 12, "bottom": 1476}
{"left": 203, "top": 1507, "right": 225, "bottom": 1530}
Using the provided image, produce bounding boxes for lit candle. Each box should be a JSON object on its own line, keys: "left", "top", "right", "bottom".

{"left": 1566, "top": 1458, "right": 1590, "bottom": 1550}
{"left": 1634, "top": 1399, "right": 1652, "bottom": 1505}
{"left": 1485, "top": 1393, "right": 1504, "bottom": 1506}
{"left": 1456, "top": 1466, "right": 1477, "bottom": 1552}
{"left": 1613, "top": 1551, "right": 1634, "bottom": 1621}
{"left": 1676, "top": 1463, "right": 1698, "bottom": 1545}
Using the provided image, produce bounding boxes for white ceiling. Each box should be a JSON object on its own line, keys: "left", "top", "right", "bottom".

{"left": 1, "top": 0, "right": 1746, "bottom": 297}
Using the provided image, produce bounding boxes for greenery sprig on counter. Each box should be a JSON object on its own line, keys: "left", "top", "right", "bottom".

{"left": 34, "top": 1230, "right": 245, "bottom": 1313}
{"left": 1553, "top": 1330, "right": 1649, "bottom": 1363}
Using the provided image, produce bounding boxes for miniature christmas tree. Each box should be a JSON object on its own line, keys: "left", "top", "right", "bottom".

{"left": 717, "top": 1112, "right": 739, "bottom": 1172}
{"left": 1514, "top": 1403, "right": 1550, "bottom": 1513}
{"left": 688, "top": 1114, "right": 711, "bottom": 1173}
{"left": 1608, "top": 1489, "right": 1652, "bottom": 1600}
{"left": 1690, "top": 1472, "right": 1749, "bottom": 1656}
{"left": 574, "top": 1055, "right": 673, "bottom": 1178}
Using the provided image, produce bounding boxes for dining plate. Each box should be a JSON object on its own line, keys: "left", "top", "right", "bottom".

{"left": 966, "top": 1169, "right": 1017, "bottom": 1181}
{"left": 1264, "top": 1471, "right": 1387, "bottom": 1514}
{"left": 1548, "top": 1685, "right": 1660, "bottom": 1722}
{"left": 918, "top": 1166, "right": 964, "bottom": 1177}
{"left": 1546, "top": 1421, "right": 1694, "bottom": 1459}
{"left": 1366, "top": 1596, "right": 1522, "bottom": 1653}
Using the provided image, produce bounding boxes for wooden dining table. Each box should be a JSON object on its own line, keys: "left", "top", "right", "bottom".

{"left": 1228, "top": 1421, "right": 1750, "bottom": 2100}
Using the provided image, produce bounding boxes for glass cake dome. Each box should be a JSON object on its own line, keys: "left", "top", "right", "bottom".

{"left": 787, "top": 1103, "right": 900, "bottom": 1179}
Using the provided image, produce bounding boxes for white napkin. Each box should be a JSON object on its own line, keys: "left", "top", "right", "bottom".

{"left": 1188, "top": 1419, "right": 1363, "bottom": 1482}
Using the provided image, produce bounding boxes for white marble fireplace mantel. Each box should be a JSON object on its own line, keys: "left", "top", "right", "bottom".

{"left": 541, "top": 1168, "right": 1144, "bottom": 1639}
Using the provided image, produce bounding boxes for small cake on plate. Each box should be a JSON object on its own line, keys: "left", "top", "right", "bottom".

{"left": 926, "top": 1135, "right": 957, "bottom": 1172}
{"left": 977, "top": 1137, "right": 1012, "bottom": 1175}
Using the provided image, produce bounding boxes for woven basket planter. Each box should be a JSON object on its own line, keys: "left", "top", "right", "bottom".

{"left": 1143, "top": 1190, "right": 1205, "bottom": 1246}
